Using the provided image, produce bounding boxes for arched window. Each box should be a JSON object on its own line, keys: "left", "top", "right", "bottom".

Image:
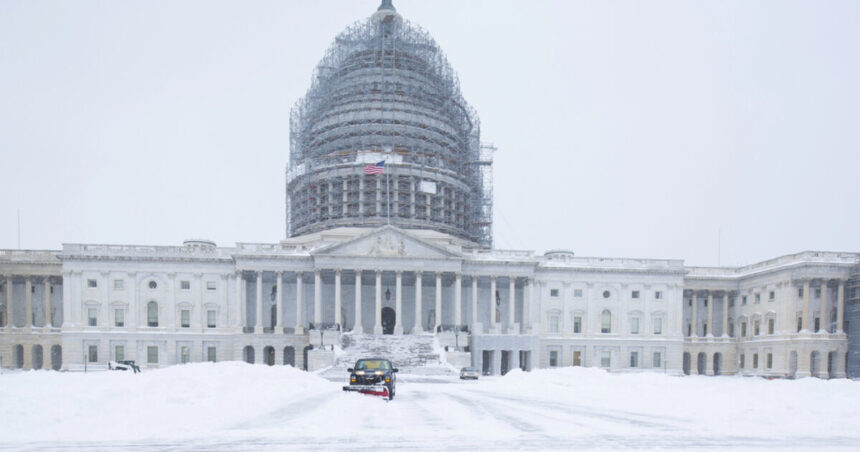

{"left": 147, "top": 301, "right": 158, "bottom": 327}
{"left": 601, "top": 310, "right": 612, "bottom": 333}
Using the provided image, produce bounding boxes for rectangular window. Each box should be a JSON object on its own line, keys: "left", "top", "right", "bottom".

{"left": 550, "top": 289, "right": 559, "bottom": 297}
{"left": 574, "top": 289, "right": 583, "bottom": 298}
{"left": 654, "top": 291, "right": 663, "bottom": 300}
{"left": 206, "top": 281, "right": 217, "bottom": 291}
{"left": 207, "top": 310, "right": 216, "bottom": 328}
{"left": 88, "top": 308, "right": 97, "bottom": 327}
{"left": 754, "top": 320, "right": 760, "bottom": 336}
{"left": 797, "top": 316, "right": 802, "bottom": 332}
{"left": 114, "top": 309, "right": 124, "bottom": 327}
{"left": 180, "top": 346, "right": 190, "bottom": 364}
{"left": 181, "top": 310, "right": 191, "bottom": 328}
{"left": 742, "top": 296, "right": 747, "bottom": 305}
{"left": 753, "top": 353, "right": 759, "bottom": 368}
{"left": 549, "top": 315, "right": 559, "bottom": 333}
{"left": 630, "top": 351, "right": 638, "bottom": 368}
{"left": 573, "top": 316, "right": 582, "bottom": 333}
{"left": 767, "top": 353, "right": 773, "bottom": 369}
{"left": 601, "top": 351, "right": 611, "bottom": 368}
{"left": 652, "top": 351, "right": 662, "bottom": 368}
{"left": 115, "top": 345, "right": 124, "bottom": 362}
{"left": 769, "top": 291, "right": 775, "bottom": 301}
{"left": 798, "top": 287, "right": 804, "bottom": 297}
{"left": 729, "top": 298, "right": 734, "bottom": 307}
{"left": 88, "top": 345, "right": 98, "bottom": 363}
{"left": 729, "top": 323, "right": 735, "bottom": 337}
{"left": 815, "top": 288, "right": 821, "bottom": 298}
{"left": 631, "top": 318, "right": 639, "bottom": 334}
{"left": 113, "top": 279, "right": 124, "bottom": 290}
{"left": 740, "top": 354, "right": 745, "bottom": 368}
{"left": 147, "top": 346, "right": 158, "bottom": 364}
{"left": 814, "top": 317, "right": 820, "bottom": 331}
{"left": 180, "top": 280, "right": 191, "bottom": 290}
{"left": 549, "top": 350, "right": 558, "bottom": 367}
{"left": 87, "top": 279, "right": 97, "bottom": 288}
{"left": 631, "top": 290, "right": 640, "bottom": 299}
{"left": 207, "top": 346, "right": 217, "bottom": 362}
{"left": 768, "top": 318, "right": 774, "bottom": 335}
{"left": 741, "top": 322, "right": 747, "bottom": 337}
{"left": 654, "top": 318, "right": 662, "bottom": 335}
{"left": 755, "top": 293, "right": 761, "bottom": 303}
{"left": 572, "top": 350, "right": 581, "bottom": 366}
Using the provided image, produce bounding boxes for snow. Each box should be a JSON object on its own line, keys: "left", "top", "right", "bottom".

{"left": 1, "top": 364, "right": 859, "bottom": 450}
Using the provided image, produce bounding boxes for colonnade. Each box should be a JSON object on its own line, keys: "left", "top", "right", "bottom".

{"left": 1, "top": 275, "right": 60, "bottom": 329}
{"left": 237, "top": 270, "right": 533, "bottom": 335}
{"left": 798, "top": 279, "right": 846, "bottom": 333}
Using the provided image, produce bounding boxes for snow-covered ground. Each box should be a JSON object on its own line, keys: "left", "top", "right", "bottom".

{"left": 1, "top": 364, "right": 859, "bottom": 451}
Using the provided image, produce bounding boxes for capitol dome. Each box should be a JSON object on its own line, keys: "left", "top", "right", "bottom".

{"left": 287, "top": 0, "right": 493, "bottom": 247}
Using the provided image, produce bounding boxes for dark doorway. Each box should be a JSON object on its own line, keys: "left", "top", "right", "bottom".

{"left": 682, "top": 352, "right": 691, "bottom": 375}
{"left": 270, "top": 305, "right": 277, "bottom": 330}
{"left": 519, "top": 351, "right": 530, "bottom": 371}
{"left": 713, "top": 353, "right": 722, "bottom": 376}
{"left": 51, "top": 345, "right": 62, "bottom": 371}
{"left": 500, "top": 350, "right": 511, "bottom": 375}
{"left": 264, "top": 346, "right": 275, "bottom": 366}
{"left": 14, "top": 344, "right": 24, "bottom": 369}
{"left": 302, "top": 345, "right": 312, "bottom": 371}
{"left": 32, "top": 345, "right": 43, "bottom": 370}
{"left": 697, "top": 352, "right": 706, "bottom": 375}
{"left": 482, "top": 350, "right": 493, "bottom": 375}
{"left": 381, "top": 307, "right": 395, "bottom": 335}
{"left": 243, "top": 345, "right": 255, "bottom": 364}
{"left": 284, "top": 346, "right": 295, "bottom": 367}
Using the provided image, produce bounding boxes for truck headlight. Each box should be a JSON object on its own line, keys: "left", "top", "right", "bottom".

{"left": 355, "top": 371, "right": 365, "bottom": 375}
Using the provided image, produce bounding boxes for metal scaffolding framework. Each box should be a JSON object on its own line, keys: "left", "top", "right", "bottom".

{"left": 286, "top": 2, "right": 493, "bottom": 247}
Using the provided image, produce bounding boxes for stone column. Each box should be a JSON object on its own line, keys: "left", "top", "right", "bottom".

{"left": 334, "top": 270, "right": 342, "bottom": 330}
{"left": 129, "top": 272, "right": 139, "bottom": 330}
{"left": 44, "top": 278, "right": 52, "bottom": 327}
{"left": 837, "top": 280, "right": 845, "bottom": 333}
{"left": 706, "top": 292, "right": 713, "bottom": 337}
{"left": 354, "top": 270, "right": 363, "bottom": 333}
{"left": 394, "top": 271, "right": 403, "bottom": 335}
{"left": 254, "top": 271, "right": 263, "bottom": 333}
{"left": 816, "top": 351, "right": 830, "bottom": 379}
{"left": 314, "top": 269, "right": 322, "bottom": 328}
{"left": 801, "top": 280, "right": 810, "bottom": 332}
{"left": 434, "top": 272, "right": 442, "bottom": 333}
{"left": 705, "top": 353, "right": 714, "bottom": 376}
{"left": 796, "top": 350, "right": 811, "bottom": 378}
{"left": 471, "top": 276, "right": 478, "bottom": 329}
{"left": 25, "top": 277, "right": 32, "bottom": 328}
{"left": 295, "top": 272, "right": 304, "bottom": 334}
{"left": 690, "top": 291, "right": 697, "bottom": 337}
{"left": 722, "top": 292, "right": 729, "bottom": 337}
{"left": 454, "top": 273, "right": 462, "bottom": 328}
{"left": 819, "top": 280, "right": 828, "bottom": 333}
{"left": 4, "top": 275, "right": 11, "bottom": 328}
{"left": 508, "top": 277, "right": 516, "bottom": 334}
{"left": 832, "top": 350, "right": 847, "bottom": 378}
{"left": 489, "top": 276, "right": 497, "bottom": 331}
{"left": 413, "top": 271, "right": 423, "bottom": 333}
{"left": 525, "top": 278, "right": 534, "bottom": 333}
{"left": 275, "top": 271, "right": 284, "bottom": 331}
{"left": 374, "top": 270, "right": 382, "bottom": 334}
{"left": 234, "top": 271, "right": 243, "bottom": 331}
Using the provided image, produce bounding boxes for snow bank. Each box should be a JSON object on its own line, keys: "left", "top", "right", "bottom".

{"left": 0, "top": 362, "right": 337, "bottom": 442}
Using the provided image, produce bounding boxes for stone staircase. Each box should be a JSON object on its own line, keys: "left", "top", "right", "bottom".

{"left": 321, "top": 333, "right": 457, "bottom": 377}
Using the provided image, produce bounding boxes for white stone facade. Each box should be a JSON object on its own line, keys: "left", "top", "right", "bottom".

{"left": 2, "top": 228, "right": 855, "bottom": 378}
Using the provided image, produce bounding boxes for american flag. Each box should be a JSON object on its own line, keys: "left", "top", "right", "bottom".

{"left": 363, "top": 160, "right": 385, "bottom": 174}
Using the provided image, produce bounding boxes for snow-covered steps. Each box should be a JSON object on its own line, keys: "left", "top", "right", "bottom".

{"left": 336, "top": 333, "right": 440, "bottom": 368}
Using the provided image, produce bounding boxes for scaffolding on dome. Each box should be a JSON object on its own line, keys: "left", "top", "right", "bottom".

{"left": 286, "top": 5, "right": 493, "bottom": 248}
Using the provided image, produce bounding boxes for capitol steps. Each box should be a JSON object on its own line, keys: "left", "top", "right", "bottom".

{"left": 320, "top": 333, "right": 457, "bottom": 378}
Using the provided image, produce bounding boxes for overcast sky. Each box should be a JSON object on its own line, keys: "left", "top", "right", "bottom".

{"left": 1, "top": 0, "right": 858, "bottom": 266}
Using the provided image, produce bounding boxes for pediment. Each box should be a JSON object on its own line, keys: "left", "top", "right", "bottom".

{"left": 312, "top": 226, "right": 459, "bottom": 260}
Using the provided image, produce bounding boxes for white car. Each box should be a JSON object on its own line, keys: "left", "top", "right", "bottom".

{"left": 460, "top": 367, "right": 479, "bottom": 380}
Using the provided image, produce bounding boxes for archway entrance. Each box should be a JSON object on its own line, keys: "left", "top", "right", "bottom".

{"left": 264, "top": 346, "right": 275, "bottom": 366}
{"left": 14, "top": 344, "right": 24, "bottom": 369}
{"left": 682, "top": 352, "right": 691, "bottom": 375}
{"left": 810, "top": 351, "right": 820, "bottom": 376}
{"left": 713, "top": 353, "right": 722, "bottom": 376}
{"left": 32, "top": 345, "right": 43, "bottom": 370}
{"left": 283, "top": 346, "right": 295, "bottom": 367}
{"left": 243, "top": 346, "right": 255, "bottom": 364}
{"left": 302, "top": 345, "right": 312, "bottom": 371}
{"left": 381, "top": 307, "right": 395, "bottom": 334}
{"left": 51, "top": 345, "right": 62, "bottom": 371}
{"left": 696, "top": 352, "right": 706, "bottom": 375}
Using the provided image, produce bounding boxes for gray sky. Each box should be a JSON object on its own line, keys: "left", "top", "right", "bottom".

{"left": 1, "top": 0, "right": 858, "bottom": 266}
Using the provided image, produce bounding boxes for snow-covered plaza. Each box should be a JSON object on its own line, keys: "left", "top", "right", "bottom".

{"left": 1, "top": 363, "right": 858, "bottom": 451}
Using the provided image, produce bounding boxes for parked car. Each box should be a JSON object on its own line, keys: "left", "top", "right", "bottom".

{"left": 460, "top": 366, "right": 479, "bottom": 380}
{"left": 342, "top": 358, "right": 398, "bottom": 400}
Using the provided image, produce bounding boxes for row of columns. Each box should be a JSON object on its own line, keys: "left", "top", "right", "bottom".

{"left": 689, "top": 279, "right": 847, "bottom": 338}
{"left": 241, "top": 270, "right": 532, "bottom": 335}
{"left": 2, "top": 275, "right": 56, "bottom": 329}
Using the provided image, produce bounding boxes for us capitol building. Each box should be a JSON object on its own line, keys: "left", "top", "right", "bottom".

{"left": 2, "top": 1, "right": 858, "bottom": 378}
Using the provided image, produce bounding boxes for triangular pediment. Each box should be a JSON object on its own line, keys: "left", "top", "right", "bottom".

{"left": 313, "top": 226, "right": 460, "bottom": 260}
